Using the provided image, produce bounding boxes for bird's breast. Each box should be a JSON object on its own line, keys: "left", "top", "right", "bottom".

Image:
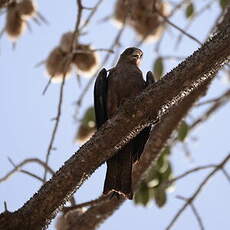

{"left": 106, "top": 65, "right": 145, "bottom": 117}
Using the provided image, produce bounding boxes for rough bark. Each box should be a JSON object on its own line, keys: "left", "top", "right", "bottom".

{"left": 70, "top": 79, "right": 211, "bottom": 230}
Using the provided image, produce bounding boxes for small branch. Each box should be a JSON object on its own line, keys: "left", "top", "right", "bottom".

{"left": 19, "top": 170, "right": 44, "bottom": 183}
{"left": 176, "top": 195, "right": 205, "bottom": 230}
{"left": 221, "top": 168, "right": 230, "bottom": 184}
{"left": 4, "top": 202, "right": 7, "bottom": 212}
{"left": 165, "top": 153, "right": 230, "bottom": 230}
{"left": 79, "top": 0, "right": 104, "bottom": 31}
{"left": 7, "top": 157, "right": 45, "bottom": 183}
{"left": 175, "top": 0, "right": 216, "bottom": 48}
{"left": 43, "top": 0, "right": 91, "bottom": 179}
{"left": 190, "top": 89, "right": 230, "bottom": 130}
{"left": 42, "top": 78, "right": 52, "bottom": 95}
{"left": 0, "top": 158, "right": 54, "bottom": 183}
{"left": 72, "top": 0, "right": 84, "bottom": 50}
{"left": 63, "top": 194, "right": 110, "bottom": 214}
{"left": 152, "top": 2, "right": 202, "bottom": 46}
{"left": 195, "top": 89, "right": 230, "bottom": 107}
{"left": 73, "top": 48, "right": 114, "bottom": 55}
{"left": 43, "top": 76, "right": 66, "bottom": 181}
{"left": 37, "top": 12, "right": 49, "bottom": 25}
{"left": 166, "top": 164, "right": 216, "bottom": 186}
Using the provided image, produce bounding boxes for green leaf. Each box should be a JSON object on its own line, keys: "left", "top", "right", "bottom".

{"left": 146, "top": 166, "right": 158, "bottom": 182}
{"left": 161, "top": 146, "right": 171, "bottom": 156}
{"left": 178, "top": 120, "right": 189, "bottom": 141}
{"left": 148, "top": 178, "right": 159, "bottom": 188}
{"left": 153, "top": 57, "right": 164, "bottom": 80}
{"left": 134, "top": 183, "right": 149, "bottom": 206}
{"left": 220, "top": 0, "right": 230, "bottom": 9}
{"left": 185, "top": 3, "right": 194, "bottom": 18}
{"left": 82, "top": 107, "right": 96, "bottom": 127}
{"left": 149, "top": 188, "right": 155, "bottom": 199}
{"left": 159, "top": 160, "right": 169, "bottom": 174}
{"left": 156, "top": 153, "right": 165, "bottom": 170}
{"left": 154, "top": 187, "right": 167, "bottom": 207}
{"left": 162, "top": 162, "right": 173, "bottom": 181}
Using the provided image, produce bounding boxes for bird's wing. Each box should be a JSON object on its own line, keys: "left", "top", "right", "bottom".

{"left": 94, "top": 68, "right": 108, "bottom": 129}
{"left": 146, "top": 71, "right": 156, "bottom": 86}
{"left": 132, "top": 71, "right": 156, "bottom": 162}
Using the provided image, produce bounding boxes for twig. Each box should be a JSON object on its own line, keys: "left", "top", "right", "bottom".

{"left": 73, "top": 48, "right": 114, "bottom": 55}
{"left": 42, "top": 78, "right": 52, "bottom": 95}
{"left": 19, "top": 170, "right": 44, "bottom": 183}
{"left": 190, "top": 89, "right": 230, "bottom": 130}
{"left": 166, "top": 164, "right": 216, "bottom": 186}
{"left": 208, "top": 12, "right": 223, "bottom": 38}
{"left": 37, "top": 12, "right": 49, "bottom": 25}
{"left": 221, "top": 168, "right": 230, "bottom": 184}
{"left": 72, "top": 0, "right": 84, "bottom": 50}
{"left": 168, "top": 0, "right": 190, "bottom": 17}
{"left": 63, "top": 194, "right": 110, "bottom": 214}
{"left": 195, "top": 89, "right": 230, "bottom": 107}
{"left": 152, "top": 2, "right": 202, "bottom": 46}
{"left": 165, "top": 153, "right": 230, "bottom": 230}
{"left": 34, "top": 60, "right": 46, "bottom": 68}
{"left": 162, "top": 55, "right": 186, "bottom": 61}
{"left": 175, "top": 0, "right": 216, "bottom": 48}
{"left": 79, "top": 0, "right": 104, "bottom": 31}
{"left": 43, "top": 76, "right": 66, "bottom": 181}
{"left": 43, "top": 0, "right": 86, "bottom": 180}
{"left": 4, "top": 202, "right": 7, "bottom": 212}
{"left": 6, "top": 158, "right": 43, "bottom": 182}
{"left": 176, "top": 195, "right": 205, "bottom": 230}
{"left": 0, "top": 158, "right": 54, "bottom": 183}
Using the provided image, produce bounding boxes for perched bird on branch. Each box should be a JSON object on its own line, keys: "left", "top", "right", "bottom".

{"left": 94, "top": 47, "right": 155, "bottom": 199}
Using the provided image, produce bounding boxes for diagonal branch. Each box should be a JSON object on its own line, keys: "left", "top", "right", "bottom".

{"left": 166, "top": 153, "right": 230, "bottom": 230}
{"left": 0, "top": 158, "right": 54, "bottom": 183}
{"left": 68, "top": 76, "right": 213, "bottom": 230}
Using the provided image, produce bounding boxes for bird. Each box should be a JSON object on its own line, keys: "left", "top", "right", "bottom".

{"left": 94, "top": 47, "right": 155, "bottom": 199}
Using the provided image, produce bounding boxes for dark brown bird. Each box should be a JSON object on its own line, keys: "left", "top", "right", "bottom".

{"left": 94, "top": 47, "right": 155, "bottom": 199}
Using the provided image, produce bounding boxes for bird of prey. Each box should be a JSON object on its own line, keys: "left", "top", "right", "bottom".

{"left": 94, "top": 47, "right": 155, "bottom": 199}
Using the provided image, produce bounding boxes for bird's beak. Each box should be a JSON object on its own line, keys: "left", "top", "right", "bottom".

{"left": 132, "top": 52, "right": 142, "bottom": 65}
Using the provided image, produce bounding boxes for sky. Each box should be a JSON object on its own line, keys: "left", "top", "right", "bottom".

{"left": 0, "top": 0, "right": 230, "bottom": 229}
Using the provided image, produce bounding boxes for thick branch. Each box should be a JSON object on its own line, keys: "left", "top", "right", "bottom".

{"left": 0, "top": 19, "right": 230, "bottom": 230}
{"left": 71, "top": 77, "right": 212, "bottom": 230}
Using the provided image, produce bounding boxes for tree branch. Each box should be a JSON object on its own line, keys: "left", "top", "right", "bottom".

{"left": 0, "top": 158, "right": 54, "bottom": 183}
{"left": 165, "top": 153, "right": 230, "bottom": 230}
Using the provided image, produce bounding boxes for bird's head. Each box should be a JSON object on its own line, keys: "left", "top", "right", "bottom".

{"left": 119, "top": 47, "right": 143, "bottom": 65}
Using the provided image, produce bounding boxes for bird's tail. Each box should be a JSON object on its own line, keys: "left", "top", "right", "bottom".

{"left": 103, "top": 144, "right": 133, "bottom": 199}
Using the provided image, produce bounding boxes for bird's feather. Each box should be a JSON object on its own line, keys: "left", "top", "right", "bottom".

{"left": 94, "top": 68, "right": 108, "bottom": 129}
{"left": 94, "top": 48, "right": 156, "bottom": 200}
